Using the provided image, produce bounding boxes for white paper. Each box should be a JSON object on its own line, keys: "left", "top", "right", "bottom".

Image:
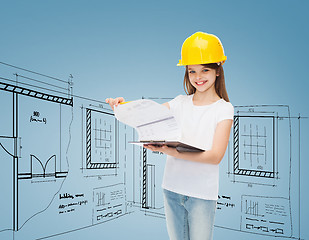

{"left": 114, "top": 99, "right": 180, "bottom": 141}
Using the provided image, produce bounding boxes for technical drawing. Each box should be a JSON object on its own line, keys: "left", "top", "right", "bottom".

{"left": 85, "top": 108, "right": 118, "bottom": 169}
{"left": 118, "top": 122, "right": 141, "bottom": 210}
{"left": 0, "top": 135, "right": 14, "bottom": 234}
{"left": 0, "top": 62, "right": 73, "bottom": 233}
{"left": 241, "top": 195, "right": 291, "bottom": 237}
{"left": 0, "top": 62, "right": 306, "bottom": 240}
{"left": 231, "top": 105, "right": 292, "bottom": 185}
{"left": 146, "top": 163, "right": 156, "bottom": 209}
{"left": 92, "top": 184, "right": 126, "bottom": 224}
{"left": 139, "top": 97, "right": 172, "bottom": 218}
{"left": 234, "top": 115, "right": 275, "bottom": 178}
{"left": 80, "top": 102, "right": 120, "bottom": 180}
{"left": 18, "top": 154, "right": 67, "bottom": 179}
{"left": 141, "top": 148, "right": 165, "bottom": 214}
{"left": 215, "top": 104, "right": 304, "bottom": 240}
{"left": 0, "top": 81, "right": 73, "bottom": 106}
{"left": 17, "top": 95, "right": 71, "bottom": 180}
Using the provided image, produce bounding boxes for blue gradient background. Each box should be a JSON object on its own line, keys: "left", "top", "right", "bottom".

{"left": 0, "top": 0, "right": 308, "bottom": 239}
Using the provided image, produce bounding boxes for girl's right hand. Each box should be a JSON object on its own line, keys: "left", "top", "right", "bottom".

{"left": 105, "top": 97, "right": 125, "bottom": 111}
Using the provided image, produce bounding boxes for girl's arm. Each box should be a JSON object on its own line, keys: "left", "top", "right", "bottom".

{"left": 106, "top": 98, "right": 169, "bottom": 110}
{"left": 144, "top": 119, "right": 233, "bottom": 165}
{"left": 162, "top": 102, "right": 170, "bottom": 109}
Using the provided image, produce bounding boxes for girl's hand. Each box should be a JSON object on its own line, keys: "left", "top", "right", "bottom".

{"left": 105, "top": 97, "right": 125, "bottom": 111}
{"left": 143, "top": 144, "right": 178, "bottom": 157}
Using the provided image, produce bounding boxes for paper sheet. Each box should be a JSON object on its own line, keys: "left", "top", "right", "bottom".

{"left": 114, "top": 99, "right": 180, "bottom": 141}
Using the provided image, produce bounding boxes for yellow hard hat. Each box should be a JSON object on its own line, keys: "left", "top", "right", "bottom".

{"left": 177, "top": 32, "right": 227, "bottom": 66}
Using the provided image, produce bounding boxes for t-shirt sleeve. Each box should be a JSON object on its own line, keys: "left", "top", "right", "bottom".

{"left": 168, "top": 94, "right": 184, "bottom": 110}
{"left": 217, "top": 102, "right": 234, "bottom": 123}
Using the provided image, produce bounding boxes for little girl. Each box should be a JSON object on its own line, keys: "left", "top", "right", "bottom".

{"left": 106, "top": 32, "right": 234, "bottom": 240}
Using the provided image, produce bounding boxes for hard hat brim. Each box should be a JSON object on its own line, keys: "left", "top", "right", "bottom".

{"left": 177, "top": 57, "right": 227, "bottom": 66}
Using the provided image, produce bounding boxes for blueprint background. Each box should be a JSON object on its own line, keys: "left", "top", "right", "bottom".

{"left": 0, "top": 0, "right": 308, "bottom": 239}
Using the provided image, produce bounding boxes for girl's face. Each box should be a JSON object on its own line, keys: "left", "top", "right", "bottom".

{"left": 188, "top": 64, "right": 218, "bottom": 93}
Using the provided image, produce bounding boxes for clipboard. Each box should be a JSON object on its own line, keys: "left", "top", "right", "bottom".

{"left": 115, "top": 99, "right": 205, "bottom": 153}
{"left": 129, "top": 140, "right": 204, "bottom": 152}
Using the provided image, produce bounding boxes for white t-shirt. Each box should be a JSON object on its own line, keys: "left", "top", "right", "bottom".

{"left": 162, "top": 94, "right": 234, "bottom": 200}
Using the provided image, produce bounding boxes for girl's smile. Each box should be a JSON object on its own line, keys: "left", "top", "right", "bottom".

{"left": 195, "top": 80, "right": 208, "bottom": 86}
{"left": 188, "top": 64, "right": 217, "bottom": 92}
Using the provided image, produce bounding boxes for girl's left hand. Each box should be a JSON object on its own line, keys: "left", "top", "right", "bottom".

{"left": 143, "top": 144, "right": 177, "bottom": 157}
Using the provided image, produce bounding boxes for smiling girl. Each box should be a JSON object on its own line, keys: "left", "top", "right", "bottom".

{"left": 106, "top": 32, "right": 234, "bottom": 240}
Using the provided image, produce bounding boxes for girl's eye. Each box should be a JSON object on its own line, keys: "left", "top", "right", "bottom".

{"left": 189, "top": 70, "right": 195, "bottom": 74}
{"left": 202, "top": 69, "right": 209, "bottom": 72}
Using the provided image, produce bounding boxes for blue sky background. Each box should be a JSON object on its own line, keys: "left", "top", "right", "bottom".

{"left": 1, "top": 0, "right": 308, "bottom": 239}
{"left": 1, "top": 0, "right": 308, "bottom": 115}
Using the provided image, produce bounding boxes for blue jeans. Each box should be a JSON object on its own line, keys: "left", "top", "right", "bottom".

{"left": 163, "top": 189, "right": 216, "bottom": 240}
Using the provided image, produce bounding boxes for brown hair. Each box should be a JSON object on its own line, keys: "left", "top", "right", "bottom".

{"left": 183, "top": 63, "right": 230, "bottom": 102}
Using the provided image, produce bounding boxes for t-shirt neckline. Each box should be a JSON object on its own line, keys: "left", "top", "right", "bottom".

{"left": 190, "top": 95, "right": 223, "bottom": 107}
